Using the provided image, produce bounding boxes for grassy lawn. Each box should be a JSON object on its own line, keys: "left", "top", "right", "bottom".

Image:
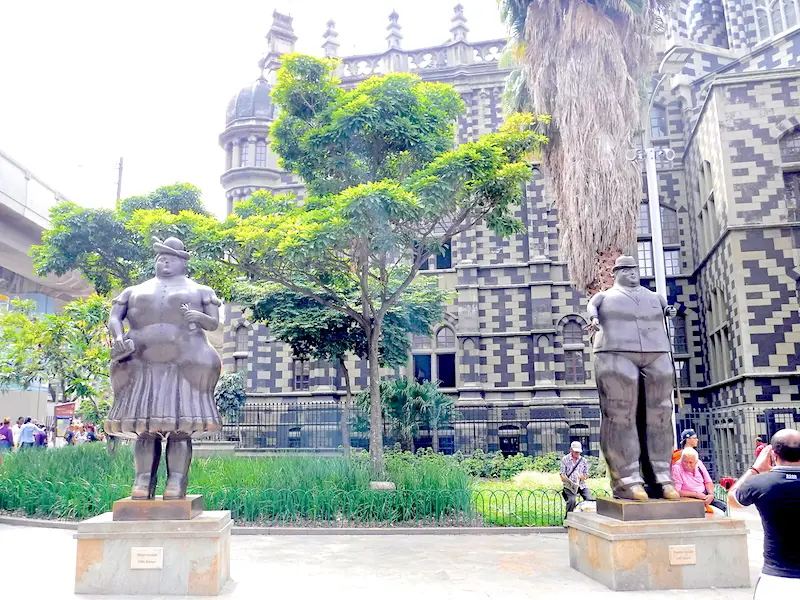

{"left": 0, "top": 446, "right": 609, "bottom": 527}
{"left": 472, "top": 471, "right": 611, "bottom": 527}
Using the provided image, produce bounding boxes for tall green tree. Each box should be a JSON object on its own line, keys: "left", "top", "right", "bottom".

{"left": 499, "top": 0, "right": 671, "bottom": 292}
{"left": 132, "top": 54, "right": 546, "bottom": 474}
{"left": 0, "top": 296, "right": 111, "bottom": 414}
{"left": 241, "top": 277, "right": 451, "bottom": 455}
{"left": 31, "top": 183, "right": 208, "bottom": 295}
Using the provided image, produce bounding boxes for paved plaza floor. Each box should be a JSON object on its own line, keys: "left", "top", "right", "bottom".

{"left": 5, "top": 507, "right": 765, "bottom": 599}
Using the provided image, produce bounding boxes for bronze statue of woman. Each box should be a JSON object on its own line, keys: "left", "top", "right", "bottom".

{"left": 105, "top": 237, "right": 223, "bottom": 500}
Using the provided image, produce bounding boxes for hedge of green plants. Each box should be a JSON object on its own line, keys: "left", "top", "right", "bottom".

{"left": 0, "top": 445, "right": 605, "bottom": 526}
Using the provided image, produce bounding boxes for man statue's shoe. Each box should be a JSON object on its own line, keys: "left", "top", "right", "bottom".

{"left": 661, "top": 484, "right": 680, "bottom": 500}
{"left": 615, "top": 484, "right": 649, "bottom": 502}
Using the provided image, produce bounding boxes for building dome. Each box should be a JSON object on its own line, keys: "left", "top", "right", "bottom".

{"left": 225, "top": 76, "right": 274, "bottom": 125}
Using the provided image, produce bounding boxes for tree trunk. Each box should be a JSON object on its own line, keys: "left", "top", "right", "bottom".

{"left": 431, "top": 415, "right": 440, "bottom": 454}
{"left": 367, "top": 325, "right": 385, "bottom": 476}
{"left": 339, "top": 357, "right": 352, "bottom": 458}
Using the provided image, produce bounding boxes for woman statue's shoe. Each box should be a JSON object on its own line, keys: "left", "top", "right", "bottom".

{"left": 131, "top": 473, "right": 157, "bottom": 500}
{"left": 162, "top": 474, "right": 187, "bottom": 500}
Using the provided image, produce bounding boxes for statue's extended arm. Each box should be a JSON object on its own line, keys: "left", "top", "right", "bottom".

{"left": 108, "top": 302, "right": 127, "bottom": 342}
{"left": 587, "top": 292, "right": 605, "bottom": 328}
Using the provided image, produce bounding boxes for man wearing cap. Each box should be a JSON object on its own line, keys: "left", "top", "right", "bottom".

{"left": 672, "top": 428, "right": 699, "bottom": 464}
{"left": 560, "top": 441, "right": 593, "bottom": 513}
{"left": 587, "top": 255, "right": 680, "bottom": 501}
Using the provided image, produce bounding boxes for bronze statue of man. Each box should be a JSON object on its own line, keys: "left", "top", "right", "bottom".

{"left": 587, "top": 255, "right": 680, "bottom": 501}
{"left": 105, "top": 237, "right": 223, "bottom": 500}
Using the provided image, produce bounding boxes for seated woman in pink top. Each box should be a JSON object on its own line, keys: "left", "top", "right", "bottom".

{"left": 671, "top": 447, "right": 727, "bottom": 513}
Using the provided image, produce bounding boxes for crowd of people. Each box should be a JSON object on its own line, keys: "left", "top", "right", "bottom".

{"left": 0, "top": 416, "right": 103, "bottom": 452}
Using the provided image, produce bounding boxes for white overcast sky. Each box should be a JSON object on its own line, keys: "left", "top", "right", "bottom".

{"left": 0, "top": 0, "right": 507, "bottom": 219}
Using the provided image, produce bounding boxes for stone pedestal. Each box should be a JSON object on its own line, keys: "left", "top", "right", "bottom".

{"left": 596, "top": 497, "right": 706, "bottom": 521}
{"left": 75, "top": 510, "right": 231, "bottom": 596}
{"left": 112, "top": 495, "right": 204, "bottom": 521}
{"left": 566, "top": 512, "right": 750, "bottom": 591}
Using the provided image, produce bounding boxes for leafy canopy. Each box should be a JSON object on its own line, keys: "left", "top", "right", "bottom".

{"left": 31, "top": 183, "right": 208, "bottom": 295}
{"left": 0, "top": 296, "right": 111, "bottom": 406}
{"left": 130, "top": 54, "right": 547, "bottom": 473}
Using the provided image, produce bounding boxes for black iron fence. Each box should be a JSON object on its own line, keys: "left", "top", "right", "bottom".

{"left": 209, "top": 401, "right": 800, "bottom": 480}
{"left": 211, "top": 401, "right": 602, "bottom": 459}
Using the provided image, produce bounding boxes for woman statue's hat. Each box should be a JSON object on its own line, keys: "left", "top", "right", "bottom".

{"left": 152, "top": 236, "right": 190, "bottom": 260}
{"left": 612, "top": 255, "right": 638, "bottom": 272}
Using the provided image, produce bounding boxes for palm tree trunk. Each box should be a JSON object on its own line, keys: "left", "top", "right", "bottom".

{"left": 431, "top": 414, "right": 440, "bottom": 453}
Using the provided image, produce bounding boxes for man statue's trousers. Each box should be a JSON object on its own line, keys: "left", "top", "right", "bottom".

{"left": 594, "top": 351, "right": 674, "bottom": 494}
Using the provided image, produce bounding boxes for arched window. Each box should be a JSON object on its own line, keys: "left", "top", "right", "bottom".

{"left": 780, "top": 127, "right": 800, "bottom": 162}
{"left": 235, "top": 325, "right": 248, "bottom": 352}
{"left": 650, "top": 105, "right": 668, "bottom": 139}
{"left": 255, "top": 140, "right": 267, "bottom": 167}
{"left": 239, "top": 141, "right": 249, "bottom": 167}
{"left": 661, "top": 206, "right": 679, "bottom": 245}
{"left": 755, "top": 0, "right": 799, "bottom": 41}
{"left": 436, "top": 327, "right": 455, "bottom": 348}
{"left": 563, "top": 321, "right": 584, "bottom": 345}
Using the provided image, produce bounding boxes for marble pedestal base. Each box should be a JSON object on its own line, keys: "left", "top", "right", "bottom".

{"left": 75, "top": 510, "right": 231, "bottom": 596}
{"left": 566, "top": 512, "right": 750, "bottom": 591}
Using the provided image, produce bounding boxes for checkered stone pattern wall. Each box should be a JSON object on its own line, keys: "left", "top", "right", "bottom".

{"left": 684, "top": 88, "right": 729, "bottom": 264}
{"left": 739, "top": 228, "right": 800, "bottom": 373}
{"left": 688, "top": 0, "right": 730, "bottom": 48}
{"left": 730, "top": 31, "right": 800, "bottom": 73}
{"left": 723, "top": 0, "right": 757, "bottom": 51}
{"left": 720, "top": 77, "right": 800, "bottom": 226}
{"left": 695, "top": 238, "right": 742, "bottom": 379}
{"left": 479, "top": 336, "right": 533, "bottom": 388}
{"left": 669, "top": 0, "right": 691, "bottom": 40}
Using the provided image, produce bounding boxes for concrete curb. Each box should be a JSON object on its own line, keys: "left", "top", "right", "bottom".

{"left": 232, "top": 526, "right": 566, "bottom": 535}
{"left": 0, "top": 515, "right": 566, "bottom": 535}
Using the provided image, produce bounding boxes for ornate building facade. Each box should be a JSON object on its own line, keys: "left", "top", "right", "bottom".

{"left": 218, "top": 4, "right": 800, "bottom": 476}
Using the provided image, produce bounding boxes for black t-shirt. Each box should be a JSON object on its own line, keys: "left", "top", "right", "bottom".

{"left": 735, "top": 467, "right": 800, "bottom": 578}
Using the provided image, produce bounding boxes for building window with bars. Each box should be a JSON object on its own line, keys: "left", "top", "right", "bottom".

{"left": 563, "top": 321, "right": 584, "bottom": 345}
{"left": 293, "top": 360, "right": 310, "bottom": 391}
{"left": 650, "top": 105, "right": 668, "bottom": 139}
{"left": 239, "top": 142, "right": 249, "bottom": 167}
{"left": 661, "top": 206, "right": 679, "bottom": 245}
{"left": 255, "top": 140, "right": 267, "bottom": 167}
{"left": 637, "top": 203, "right": 651, "bottom": 236}
{"left": 412, "top": 333, "right": 432, "bottom": 350}
{"left": 637, "top": 241, "right": 654, "bottom": 277}
{"left": 674, "top": 360, "right": 690, "bottom": 388}
{"left": 669, "top": 315, "right": 688, "bottom": 354}
{"left": 664, "top": 249, "right": 681, "bottom": 276}
{"left": 564, "top": 350, "right": 586, "bottom": 384}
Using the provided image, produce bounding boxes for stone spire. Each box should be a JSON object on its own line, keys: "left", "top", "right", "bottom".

{"left": 386, "top": 10, "right": 403, "bottom": 50}
{"left": 322, "top": 19, "right": 340, "bottom": 57}
{"left": 261, "top": 11, "right": 298, "bottom": 74}
{"left": 450, "top": 4, "right": 469, "bottom": 42}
